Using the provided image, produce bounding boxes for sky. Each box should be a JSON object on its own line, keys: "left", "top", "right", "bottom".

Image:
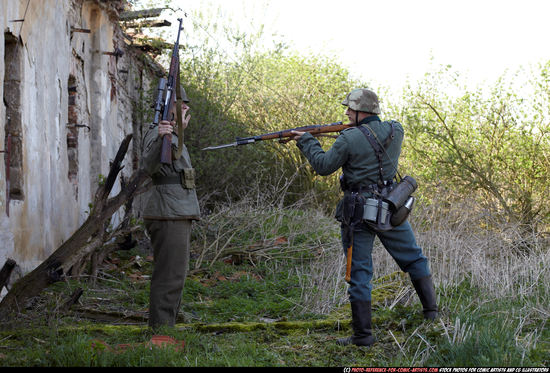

{"left": 157, "top": 0, "right": 550, "bottom": 97}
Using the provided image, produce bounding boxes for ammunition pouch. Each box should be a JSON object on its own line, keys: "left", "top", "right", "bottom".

{"left": 181, "top": 168, "right": 196, "bottom": 189}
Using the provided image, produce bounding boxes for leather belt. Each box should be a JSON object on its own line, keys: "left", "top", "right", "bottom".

{"left": 152, "top": 175, "right": 181, "bottom": 185}
{"left": 345, "top": 184, "right": 377, "bottom": 193}
{"left": 346, "top": 181, "right": 393, "bottom": 194}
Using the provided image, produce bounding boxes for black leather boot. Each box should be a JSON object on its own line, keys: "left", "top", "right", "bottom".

{"left": 337, "top": 300, "right": 375, "bottom": 346}
{"left": 411, "top": 275, "right": 438, "bottom": 320}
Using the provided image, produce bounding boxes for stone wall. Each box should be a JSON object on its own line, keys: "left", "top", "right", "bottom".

{"left": 0, "top": 0, "right": 161, "bottom": 279}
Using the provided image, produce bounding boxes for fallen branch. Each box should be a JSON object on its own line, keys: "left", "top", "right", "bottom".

{"left": 186, "top": 319, "right": 351, "bottom": 334}
{"left": 0, "top": 317, "right": 352, "bottom": 336}
{"left": 71, "top": 307, "right": 149, "bottom": 323}
{"left": 68, "top": 307, "right": 192, "bottom": 324}
{"left": 0, "top": 259, "right": 16, "bottom": 291}
{"left": 0, "top": 135, "right": 149, "bottom": 319}
{"left": 61, "top": 288, "right": 84, "bottom": 313}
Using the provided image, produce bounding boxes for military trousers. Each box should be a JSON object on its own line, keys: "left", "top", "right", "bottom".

{"left": 145, "top": 219, "right": 192, "bottom": 328}
{"left": 341, "top": 220, "right": 431, "bottom": 302}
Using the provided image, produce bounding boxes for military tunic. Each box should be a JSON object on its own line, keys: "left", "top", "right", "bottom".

{"left": 296, "top": 116, "right": 431, "bottom": 302}
{"left": 141, "top": 125, "right": 200, "bottom": 328}
{"left": 141, "top": 126, "right": 200, "bottom": 220}
{"left": 297, "top": 115, "right": 403, "bottom": 221}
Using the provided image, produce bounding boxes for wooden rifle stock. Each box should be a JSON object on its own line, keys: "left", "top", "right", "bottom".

{"left": 202, "top": 121, "right": 352, "bottom": 150}
{"left": 256, "top": 122, "right": 351, "bottom": 141}
{"left": 160, "top": 136, "right": 173, "bottom": 164}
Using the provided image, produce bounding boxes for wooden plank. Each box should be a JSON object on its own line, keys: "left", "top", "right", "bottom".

{"left": 119, "top": 8, "right": 164, "bottom": 21}
{"left": 121, "top": 19, "right": 171, "bottom": 29}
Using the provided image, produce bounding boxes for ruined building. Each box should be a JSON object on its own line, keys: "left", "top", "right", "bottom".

{"left": 0, "top": 0, "right": 169, "bottom": 280}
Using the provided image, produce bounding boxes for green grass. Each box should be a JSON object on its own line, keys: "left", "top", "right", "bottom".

{"left": 0, "top": 204, "right": 548, "bottom": 367}
{"left": 2, "top": 253, "right": 547, "bottom": 367}
{"left": 182, "top": 261, "right": 306, "bottom": 323}
{"left": 0, "top": 247, "right": 423, "bottom": 367}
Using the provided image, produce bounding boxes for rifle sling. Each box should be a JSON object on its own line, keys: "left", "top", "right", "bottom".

{"left": 174, "top": 65, "right": 185, "bottom": 160}
{"left": 356, "top": 123, "right": 394, "bottom": 187}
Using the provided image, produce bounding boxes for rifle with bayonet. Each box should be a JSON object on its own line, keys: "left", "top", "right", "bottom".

{"left": 202, "top": 121, "right": 351, "bottom": 150}
{"left": 152, "top": 18, "right": 184, "bottom": 164}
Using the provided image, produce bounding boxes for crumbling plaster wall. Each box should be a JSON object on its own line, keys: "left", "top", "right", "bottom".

{"left": 0, "top": 0, "right": 160, "bottom": 275}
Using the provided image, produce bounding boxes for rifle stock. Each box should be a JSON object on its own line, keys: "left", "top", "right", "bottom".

{"left": 202, "top": 121, "right": 351, "bottom": 150}
{"left": 160, "top": 136, "right": 173, "bottom": 163}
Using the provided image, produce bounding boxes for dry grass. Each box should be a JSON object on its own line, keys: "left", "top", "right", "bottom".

{"left": 411, "top": 196, "right": 549, "bottom": 300}
{"left": 190, "top": 177, "right": 549, "bottom": 365}
{"left": 193, "top": 185, "right": 549, "bottom": 315}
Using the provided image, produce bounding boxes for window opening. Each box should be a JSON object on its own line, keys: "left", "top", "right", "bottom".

{"left": 3, "top": 32, "right": 24, "bottom": 201}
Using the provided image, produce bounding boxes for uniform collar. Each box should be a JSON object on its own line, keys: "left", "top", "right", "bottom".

{"left": 358, "top": 115, "right": 380, "bottom": 125}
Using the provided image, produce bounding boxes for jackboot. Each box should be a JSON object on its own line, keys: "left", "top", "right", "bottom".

{"left": 337, "top": 300, "right": 375, "bottom": 346}
{"left": 411, "top": 275, "right": 438, "bottom": 320}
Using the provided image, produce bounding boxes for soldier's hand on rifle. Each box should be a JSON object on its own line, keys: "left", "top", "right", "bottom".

{"left": 158, "top": 120, "right": 174, "bottom": 138}
{"left": 290, "top": 130, "right": 306, "bottom": 141}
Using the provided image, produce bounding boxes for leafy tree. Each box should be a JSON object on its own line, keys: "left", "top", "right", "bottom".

{"left": 393, "top": 63, "right": 550, "bottom": 234}
{"left": 179, "top": 6, "right": 367, "bottom": 210}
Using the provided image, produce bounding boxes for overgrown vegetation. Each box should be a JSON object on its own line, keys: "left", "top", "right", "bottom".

{"left": 0, "top": 195, "right": 548, "bottom": 367}
{"left": 391, "top": 64, "right": 550, "bottom": 235}
{"left": 1, "top": 1, "right": 548, "bottom": 367}
{"left": 178, "top": 6, "right": 366, "bottom": 210}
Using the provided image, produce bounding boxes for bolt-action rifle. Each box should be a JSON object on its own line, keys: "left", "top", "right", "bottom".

{"left": 201, "top": 121, "right": 351, "bottom": 150}
{"left": 152, "top": 18, "right": 184, "bottom": 164}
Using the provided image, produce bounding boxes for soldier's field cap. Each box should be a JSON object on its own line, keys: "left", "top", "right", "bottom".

{"left": 342, "top": 88, "right": 380, "bottom": 114}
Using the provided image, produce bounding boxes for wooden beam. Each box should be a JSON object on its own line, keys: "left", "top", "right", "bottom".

{"left": 121, "top": 19, "right": 171, "bottom": 29}
{"left": 130, "top": 36, "right": 173, "bottom": 54}
{"left": 119, "top": 8, "right": 164, "bottom": 21}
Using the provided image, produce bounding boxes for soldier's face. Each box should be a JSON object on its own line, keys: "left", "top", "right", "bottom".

{"left": 345, "top": 107, "right": 370, "bottom": 125}
{"left": 170, "top": 100, "right": 190, "bottom": 120}
{"left": 346, "top": 107, "right": 357, "bottom": 124}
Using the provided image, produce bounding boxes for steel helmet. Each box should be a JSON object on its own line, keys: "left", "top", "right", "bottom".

{"left": 341, "top": 88, "right": 380, "bottom": 114}
{"left": 179, "top": 85, "right": 190, "bottom": 103}
{"left": 172, "top": 85, "right": 190, "bottom": 104}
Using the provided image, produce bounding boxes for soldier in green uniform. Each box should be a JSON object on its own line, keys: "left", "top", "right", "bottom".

{"left": 291, "top": 88, "right": 437, "bottom": 346}
{"left": 140, "top": 87, "right": 200, "bottom": 329}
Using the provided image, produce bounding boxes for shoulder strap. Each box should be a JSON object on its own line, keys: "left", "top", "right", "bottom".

{"left": 357, "top": 123, "right": 394, "bottom": 186}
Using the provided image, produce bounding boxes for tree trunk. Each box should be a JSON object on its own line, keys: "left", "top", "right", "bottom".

{"left": 0, "top": 134, "right": 149, "bottom": 319}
